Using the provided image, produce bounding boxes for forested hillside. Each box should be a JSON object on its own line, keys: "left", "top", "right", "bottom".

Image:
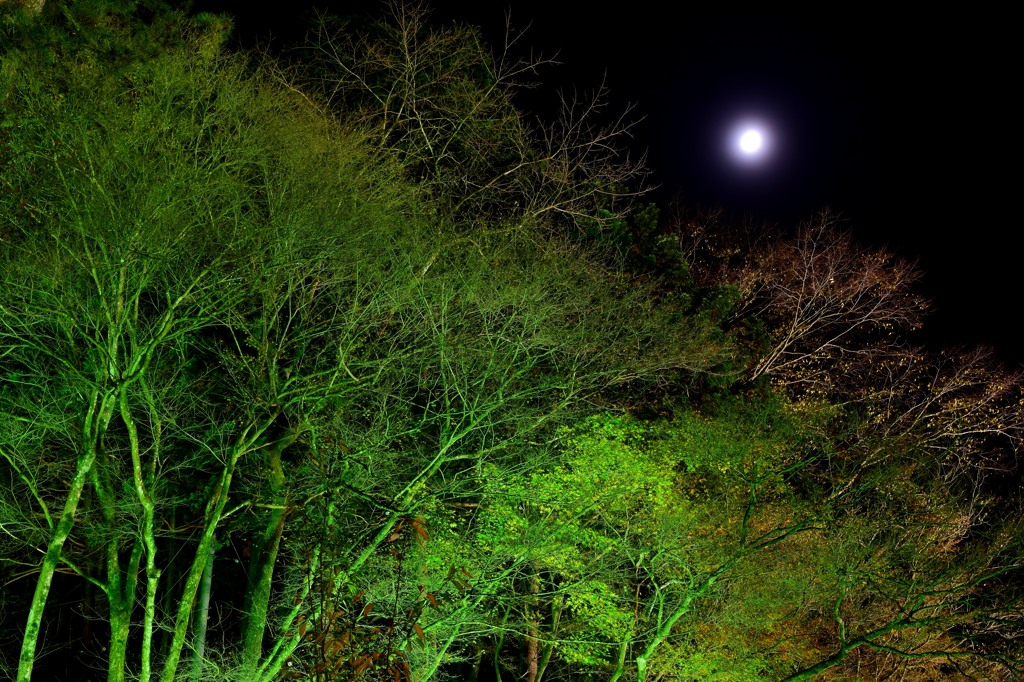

{"left": 1, "top": 2, "right": 1021, "bottom": 680}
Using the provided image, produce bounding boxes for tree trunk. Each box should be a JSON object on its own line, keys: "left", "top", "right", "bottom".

{"left": 121, "top": 381, "right": 161, "bottom": 681}
{"left": 190, "top": 536, "right": 217, "bottom": 681}
{"left": 607, "top": 638, "right": 629, "bottom": 682}
{"left": 105, "top": 539, "right": 142, "bottom": 682}
{"left": 17, "top": 461, "right": 93, "bottom": 681}
{"left": 241, "top": 428, "right": 297, "bottom": 671}
{"left": 157, "top": 453, "right": 243, "bottom": 682}
{"left": 107, "top": 605, "right": 132, "bottom": 682}
{"left": 524, "top": 571, "right": 540, "bottom": 682}
{"left": 18, "top": 393, "right": 113, "bottom": 681}
{"left": 158, "top": 411, "right": 283, "bottom": 682}
{"left": 534, "top": 594, "right": 561, "bottom": 682}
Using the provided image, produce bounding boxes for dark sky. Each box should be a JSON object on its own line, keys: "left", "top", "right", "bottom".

{"left": 195, "top": 1, "right": 1019, "bottom": 365}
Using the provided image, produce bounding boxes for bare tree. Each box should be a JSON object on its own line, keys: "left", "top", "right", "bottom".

{"left": 302, "top": 0, "right": 650, "bottom": 234}
{"left": 704, "top": 211, "right": 927, "bottom": 387}
{"left": 856, "top": 346, "right": 1024, "bottom": 460}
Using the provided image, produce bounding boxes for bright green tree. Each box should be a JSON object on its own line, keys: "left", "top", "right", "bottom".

{"left": 0, "top": 5, "right": 727, "bottom": 681}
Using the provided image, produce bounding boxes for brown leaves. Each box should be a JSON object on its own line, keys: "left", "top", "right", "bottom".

{"left": 678, "top": 209, "right": 926, "bottom": 393}
{"left": 738, "top": 213, "right": 926, "bottom": 387}
{"left": 855, "top": 345, "right": 1024, "bottom": 467}
{"left": 410, "top": 517, "right": 428, "bottom": 542}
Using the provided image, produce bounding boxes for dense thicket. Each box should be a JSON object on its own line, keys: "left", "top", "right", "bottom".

{"left": 1, "top": 2, "right": 1022, "bottom": 681}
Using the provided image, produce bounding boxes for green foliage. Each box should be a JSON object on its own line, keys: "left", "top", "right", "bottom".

{"left": 666, "top": 392, "right": 814, "bottom": 474}
{"left": 560, "top": 581, "right": 633, "bottom": 665}
{"left": 656, "top": 640, "right": 771, "bottom": 682}
{"left": 2, "top": 4, "right": 1021, "bottom": 682}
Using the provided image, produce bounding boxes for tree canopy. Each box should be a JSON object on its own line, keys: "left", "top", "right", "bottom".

{"left": 1, "top": 2, "right": 1021, "bottom": 681}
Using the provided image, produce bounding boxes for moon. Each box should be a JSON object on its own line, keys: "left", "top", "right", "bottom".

{"left": 726, "top": 118, "right": 774, "bottom": 166}
{"left": 739, "top": 129, "right": 763, "bottom": 154}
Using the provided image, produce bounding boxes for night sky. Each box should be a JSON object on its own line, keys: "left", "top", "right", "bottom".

{"left": 195, "top": 1, "right": 1019, "bottom": 365}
